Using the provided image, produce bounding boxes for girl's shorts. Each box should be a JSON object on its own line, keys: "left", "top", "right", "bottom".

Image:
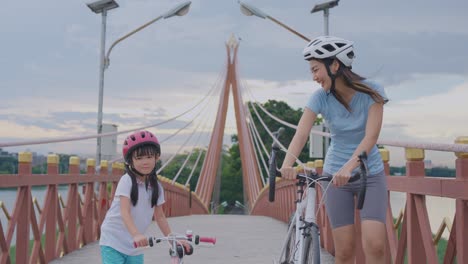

{"left": 101, "top": 245, "right": 144, "bottom": 264}
{"left": 322, "top": 170, "right": 388, "bottom": 229}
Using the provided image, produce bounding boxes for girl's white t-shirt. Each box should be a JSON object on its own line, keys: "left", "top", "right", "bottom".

{"left": 99, "top": 173, "right": 165, "bottom": 255}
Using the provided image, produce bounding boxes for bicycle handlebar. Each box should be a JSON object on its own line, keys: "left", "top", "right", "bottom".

{"left": 268, "top": 127, "right": 368, "bottom": 210}
{"left": 133, "top": 234, "right": 216, "bottom": 248}
{"left": 295, "top": 170, "right": 361, "bottom": 183}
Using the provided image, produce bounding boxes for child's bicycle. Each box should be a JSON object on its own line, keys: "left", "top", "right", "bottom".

{"left": 134, "top": 230, "right": 216, "bottom": 264}
{"left": 268, "top": 128, "right": 369, "bottom": 264}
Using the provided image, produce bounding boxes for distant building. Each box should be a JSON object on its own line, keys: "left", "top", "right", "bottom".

{"left": 0, "top": 148, "right": 17, "bottom": 158}
{"left": 31, "top": 152, "right": 47, "bottom": 167}
{"left": 101, "top": 124, "right": 118, "bottom": 162}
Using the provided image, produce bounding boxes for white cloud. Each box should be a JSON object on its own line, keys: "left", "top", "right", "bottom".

{"left": 1, "top": 0, "right": 468, "bottom": 168}
{"left": 384, "top": 77, "right": 468, "bottom": 143}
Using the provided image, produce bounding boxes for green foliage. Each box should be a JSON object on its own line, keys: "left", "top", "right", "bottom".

{"left": 247, "top": 100, "right": 320, "bottom": 178}
{"left": 158, "top": 149, "right": 206, "bottom": 191}
{"left": 219, "top": 144, "right": 243, "bottom": 204}
{"left": 390, "top": 166, "right": 406, "bottom": 176}
{"left": 1, "top": 153, "right": 84, "bottom": 175}
{"left": 428, "top": 167, "right": 456, "bottom": 177}
{"left": 390, "top": 166, "right": 456, "bottom": 178}
{"left": 0, "top": 156, "right": 17, "bottom": 174}
{"left": 394, "top": 217, "right": 451, "bottom": 263}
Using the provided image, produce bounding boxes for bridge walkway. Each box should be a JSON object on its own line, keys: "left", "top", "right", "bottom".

{"left": 50, "top": 215, "right": 334, "bottom": 263}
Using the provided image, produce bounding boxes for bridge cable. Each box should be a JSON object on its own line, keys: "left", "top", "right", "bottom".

{"left": 0, "top": 62, "right": 228, "bottom": 149}
{"left": 246, "top": 104, "right": 274, "bottom": 184}
{"left": 242, "top": 81, "right": 468, "bottom": 153}
{"left": 108, "top": 65, "right": 225, "bottom": 164}
{"left": 158, "top": 65, "right": 225, "bottom": 178}
{"left": 171, "top": 103, "right": 216, "bottom": 185}
{"left": 236, "top": 70, "right": 262, "bottom": 200}
{"left": 247, "top": 120, "right": 267, "bottom": 186}
{"left": 243, "top": 86, "right": 272, "bottom": 186}
{"left": 157, "top": 80, "right": 223, "bottom": 175}
{"left": 241, "top": 80, "right": 277, "bottom": 186}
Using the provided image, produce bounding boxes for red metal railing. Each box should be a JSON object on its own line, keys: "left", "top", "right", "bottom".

{"left": 0, "top": 153, "right": 207, "bottom": 264}
{"left": 251, "top": 145, "right": 468, "bottom": 263}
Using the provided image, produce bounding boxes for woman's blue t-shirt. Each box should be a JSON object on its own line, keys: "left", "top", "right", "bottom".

{"left": 306, "top": 81, "right": 388, "bottom": 176}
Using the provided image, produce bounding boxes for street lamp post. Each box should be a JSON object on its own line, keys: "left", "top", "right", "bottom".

{"left": 87, "top": 0, "right": 119, "bottom": 167}
{"left": 238, "top": 1, "right": 310, "bottom": 42}
{"left": 235, "top": 200, "right": 246, "bottom": 209}
{"left": 311, "top": 1, "right": 340, "bottom": 153}
{"left": 211, "top": 201, "right": 228, "bottom": 214}
{"left": 87, "top": 1, "right": 192, "bottom": 165}
{"left": 311, "top": 0, "right": 340, "bottom": 35}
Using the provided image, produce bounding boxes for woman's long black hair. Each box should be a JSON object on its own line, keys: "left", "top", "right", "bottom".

{"left": 320, "top": 58, "right": 386, "bottom": 112}
{"left": 124, "top": 144, "right": 160, "bottom": 207}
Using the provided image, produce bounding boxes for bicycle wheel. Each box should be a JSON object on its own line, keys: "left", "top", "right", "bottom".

{"left": 283, "top": 219, "right": 297, "bottom": 263}
{"left": 301, "top": 224, "right": 320, "bottom": 264}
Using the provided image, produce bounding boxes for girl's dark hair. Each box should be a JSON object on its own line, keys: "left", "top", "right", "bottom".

{"left": 125, "top": 144, "right": 160, "bottom": 207}
{"left": 322, "top": 58, "right": 385, "bottom": 112}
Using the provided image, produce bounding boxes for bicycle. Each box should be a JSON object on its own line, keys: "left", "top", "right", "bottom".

{"left": 134, "top": 230, "right": 216, "bottom": 264}
{"left": 268, "top": 128, "right": 369, "bottom": 264}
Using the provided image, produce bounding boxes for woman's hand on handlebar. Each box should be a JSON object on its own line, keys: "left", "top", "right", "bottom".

{"left": 333, "top": 167, "right": 353, "bottom": 187}
{"left": 279, "top": 166, "right": 296, "bottom": 180}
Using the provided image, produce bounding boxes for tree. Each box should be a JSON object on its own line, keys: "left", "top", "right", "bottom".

{"left": 219, "top": 136, "right": 244, "bottom": 204}
{"left": 248, "top": 100, "right": 322, "bottom": 178}
{"left": 0, "top": 157, "right": 17, "bottom": 174}
{"left": 158, "top": 148, "right": 206, "bottom": 191}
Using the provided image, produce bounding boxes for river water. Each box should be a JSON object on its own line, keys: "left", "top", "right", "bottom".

{"left": 0, "top": 185, "right": 72, "bottom": 246}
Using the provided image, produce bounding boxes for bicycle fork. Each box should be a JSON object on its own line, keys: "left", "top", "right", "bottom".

{"left": 294, "top": 186, "right": 318, "bottom": 263}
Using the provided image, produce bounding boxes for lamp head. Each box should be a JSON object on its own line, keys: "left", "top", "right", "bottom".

{"left": 163, "top": 1, "right": 192, "bottom": 19}
{"left": 87, "top": 0, "right": 119, "bottom": 14}
{"left": 238, "top": 1, "right": 267, "bottom": 19}
{"left": 311, "top": 0, "right": 339, "bottom": 13}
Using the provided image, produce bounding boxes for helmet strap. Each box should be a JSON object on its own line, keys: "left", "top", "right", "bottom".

{"left": 324, "top": 63, "right": 337, "bottom": 96}
{"left": 128, "top": 164, "right": 145, "bottom": 177}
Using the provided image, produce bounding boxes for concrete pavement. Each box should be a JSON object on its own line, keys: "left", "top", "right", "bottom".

{"left": 50, "top": 215, "right": 334, "bottom": 263}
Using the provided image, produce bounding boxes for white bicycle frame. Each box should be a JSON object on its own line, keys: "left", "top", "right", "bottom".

{"left": 278, "top": 180, "right": 318, "bottom": 264}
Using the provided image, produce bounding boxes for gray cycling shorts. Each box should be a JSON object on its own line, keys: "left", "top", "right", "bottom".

{"left": 322, "top": 170, "right": 387, "bottom": 229}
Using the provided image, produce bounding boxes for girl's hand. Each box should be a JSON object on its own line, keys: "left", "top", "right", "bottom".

{"left": 133, "top": 234, "right": 148, "bottom": 248}
{"left": 280, "top": 166, "right": 296, "bottom": 180}
{"left": 333, "top": 168, "right": 352, "bottom": 187}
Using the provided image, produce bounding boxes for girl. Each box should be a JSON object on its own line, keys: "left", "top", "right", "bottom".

{"left": 280, "top": 36, "right": 388, "bottom": 264}
{"left": 100, "top": 130, "right": 188, "bottom": 263}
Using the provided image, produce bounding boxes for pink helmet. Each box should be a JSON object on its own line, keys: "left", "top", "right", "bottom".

{"left": 122, "top": 130, "right": 160, "bottom": 161}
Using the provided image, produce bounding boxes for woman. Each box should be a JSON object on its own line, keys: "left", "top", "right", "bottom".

{"left": 280, "top": 36, "right": 388, "bottom": 263}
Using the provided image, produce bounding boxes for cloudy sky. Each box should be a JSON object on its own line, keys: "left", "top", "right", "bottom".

{"left": 1, "top": 0, "right": 467, "bottom": 167}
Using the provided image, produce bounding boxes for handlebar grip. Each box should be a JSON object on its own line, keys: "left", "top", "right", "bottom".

{"left": 268, "top": 127, "right": 284, "bottom": 203}
{"left": 197, "top": 236, "right": 216, "bottom": 245}
{"left": 348, "top": 172, "right": 361, "bottom": 183}
{"left": 133, "top": 237, "right": 155, "bottom": 248}
{"left": 356, "top": 151, "right": 368, "bottom": 210}
{"left": 199, "top": 236, "right": 216, "bottom": 244}
{"left": 268, "top": 164, "right": 277, "bottom": 202}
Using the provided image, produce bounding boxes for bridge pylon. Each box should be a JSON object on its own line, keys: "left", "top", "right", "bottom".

{"left": 195, "top": 34, "right": 262, "bottom": 211}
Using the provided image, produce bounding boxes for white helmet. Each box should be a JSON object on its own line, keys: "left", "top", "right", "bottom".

{"left": 303, "top": 36, "right": 355, "bottom": 67}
